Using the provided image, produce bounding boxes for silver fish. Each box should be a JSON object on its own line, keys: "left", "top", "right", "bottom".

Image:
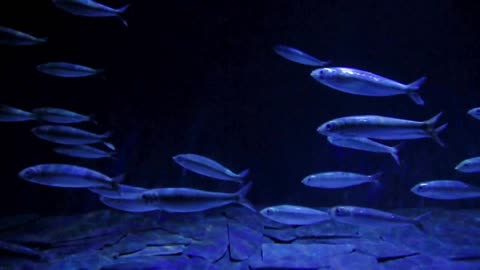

{"left": 173, "top": 153, "right": 249, "bottom": 183}
{"left": 468, "top": 107, "right": 480, "bottom": 120}
{"left": 37, "top": 62, "right": 104, "bottom": 78}
{"left": 327, "top": 136, "right": 402, "bottom": 165}
{"left": 90, "top": 184, "right": 147, "bottom": 199}
{"left": 0, "top": 104, "right": 35, "bottom": 122}
{"left": 411, "top": 180, "right": 480, "bottom": 200}
{"left": 273, "top": 45, "right": 329, "bottom": 66}
{"left": 140, "top": 182, "right": 254, "bottom": 213}
{"left": 329, "top": 206, "right": 430, "bottom": 231}
{"left": 31, "top": 125, "right": 111, "bottom": 145}
{"left": 0, "top": 26, "right": 47, "bottom": 46}
{"left": 18, "top": 163, "right": 123, "bottom": 188}
{"left": 100, "top": 196, "right": 158, "bottom": 213}
{"left": 302, "top": 171, "right": 381, "bottom": 189}
{"left": 317, "top": 112, "right": 447, "bottom": 147}
{"left": 310, "top": 67, "right": 426, "bottom": 105}
{"left": 52, "top": 0, "right": 130, "bottom": 27}
{"left": 53, "top": 144, "right": 115, "bottom": 159}
{"left": 32, "top": 107, "right": 95, "bottom": 124}
{"left": 455, "top": 157, "right": 480, "bottom": 173}
{"left": 260, "top": 205, "right": 330, "bottom": 225}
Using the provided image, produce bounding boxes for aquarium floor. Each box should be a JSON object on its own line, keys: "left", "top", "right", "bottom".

{"left": 0, "top": 207, "right": 479, "bottom": 269}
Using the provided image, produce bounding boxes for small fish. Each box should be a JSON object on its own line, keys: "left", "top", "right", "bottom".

{"left": 37, "top": 62, "right": 104, "bottom": 78}
{"left": 329, "top": 206, "right": 430, "bottom": 231}
{"left": 317, "top": 112, "right": 448, "bottom": 147}
{"left": 0, "top": 26, "right": 47, "bottom": 46}
{"left": 52, "top": 0, "right": 130, "bottom": 27}
{"left": 327, "top": 136, "right": 402, "bottom": 165}
{"left": 173, "top": 153, "right": 249, "bottom": 183}
{"left": 455, "top": 157, "right": 480, "bottom": 173}
{"left": 260, "top": 205, "right": 330, "bottom": 225}
{"left": 141, "top": 181, "right": 254, "bottom": 213}
{"left": 467, "top": 107, "right": 480, "bottom": 120}
{"left": 302, "top": 171, "right": 382, "bottom": 189}
{"left": 32, "top": 107, "right": 96, "bottom": 124}
{"left": 0, "top": 104, "right": 35, "bottom": 122}
{"left": 18, "top": 163, "right": 124, "bottom": 188}
{"left": 100, "top": 196, "right": 158, "bottom": 213}
{"left": 273, "top": 45, "right": 329, "bottom": 66}
{"left": 31, "top": 125, "right": 112, "bottom": 145}
{"left": 90, "top": 184, "right": 147, "bottom": 199}
{"left": 411, "top": 180, "right": 480, "bottom": 200}
{"left": 53, "top": 144, "right": 115, "bottom": 159}
{"left": 310, "top": 67, "right": 427, "bottom": 105}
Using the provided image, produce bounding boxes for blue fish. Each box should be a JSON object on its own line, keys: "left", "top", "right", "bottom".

{"left": 311, "top": 67, "right": 427, "bottom": 105}
{"left": 52, "top": 0, "right": 130, "bottom": 27}
{"left": 32, "top": 125, "right": 112, "bottom": 145}
{"left": 302, "top": 171, "right": 382, "bottom": 189}
{"left": 260, "top": 205, "right": 330, "bottom": 225}
{"left": 37, "top": 62, "right": 104, "bottom": 78}
{"left": 411, "top": 180, "right": 480, "bottom": 200}
{"left": 53, "top": 144, "right": 115, "bottom": 159}
{"left": 0, "top": 104, "right": 35, "bottom": 122}
{"left": 0, "top": 26, "right": 47, "bottom": 46}
{"left": 32, "top": 107, "right": 96, "bottom": 124}
{"left": 99, "top": 196, "right": 158, "bottom": 213}
{"left": 273, "top": 45, "right": 329, "bottom": 66}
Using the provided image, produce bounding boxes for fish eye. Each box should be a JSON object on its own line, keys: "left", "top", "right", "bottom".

{"left": 22, "top": 168, "right": 36, "bottom": 179}
{"left": 334, "top": 208, "right": 345, "bottom": 216}
{"left": 326, "top": 123, "right": 335, "bottom": 131}
{"left": 266, "top": 209, "right": 273, "bottom": 214}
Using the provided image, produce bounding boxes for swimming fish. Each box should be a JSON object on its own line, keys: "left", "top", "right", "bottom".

{"left": 467, "top": 107, "right": 480, "bottom": 120}
{"left": 327, "top": 136, "right": 402, "bottom": 165}
{"left": 260, "top": 205, "right": 330, "bottom": 225}
{"left": 0, "top": 104, "right": 35, "bottom": 122}
{"left": 317, "top": 112, "right": 447, "bottom": 147}
{"left": 53, "top": 144, "right": 115, "bottom": 159}
{"left": 18, "top": 163, "right": 124, "bottom": 189}
{"left": 329, "top": 206, "right": 430, "bottom": 231}
{"left": 411, "top": 180, "right": 480, "bottom": 200}
{"left": 310, "top": 67, "right": 427, "bottom": 105}
{"left": 99, "top": 196, "right": 158, "bottom": 213}
{"left": 32, "top": 107, "right": 96, "bottom": 124}
{"left": 273, "top": 45, "right": 329, "bottom": 66}
{"left": 52, "top": 0, "right": 130, "bottom": 27}
{"left": 141, "top": 181, "right": 254, "bottom": 213}
{"left": 0, "top": 26, "right": 47, "bottom": 46}
{"left": 455, "top": 157, "right": 480, "bottom": 173}
{"left": 31, "top": 125, "right": 112, "bottom": 145}
{"left": 37, "top": 62, "right": 104, "bottom": 78}
{"left": 173, "top": 153, "right": 249, "bottom": 183}
{"left": 301, "top": 171, "right": 382, "bottom": 189}
{"left": 90, "top": 184, "right": 147, "bottom": 199}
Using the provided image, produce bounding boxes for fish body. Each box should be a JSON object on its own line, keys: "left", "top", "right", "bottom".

{"left": 0, "top": 26, "right": 47, "bottom": 46}
{"left": 318, "top": 113, "right": 447, "bottom": 147}
{"left": 32, "top": 107, "right": 94, "bottom": 124}
{"left": 0, "top": 104, "right": 35, "bottom": 122}
{"left": 411, "top": 180, "right": 480, "bottom": 200}
{"left": 302, "top": 171, "right": 381, "bottom": 189}
{"left": 173, "top": 154, "right": 249, "bottom": 183}
{"left": 455, "top": 157, "right": 480, "bottom": 173}
{"left": 53, "top": 144, "right": 114, "bottom": 159}
{"left": 37, "top": 62, "right": 103, "bottom": 78}
{"left": 31, "top": 125, "right": 111, "bottom": 145}
{"left": 260, "top": 205, "right": 330, "bottom": 225}
{"left": 273, "top": 45, "right": 329, "bottom": 66}
{"left": 310, "top": 67, "right": 426, "bottom": 105}
{"left": 100, "top": 196, "right": 158, "bottom": 212}
{"left": 90, "top": 184, "right": 147, "bottom": 199}
{"left": 141, "top": 182, "right": 254, "bottom": 213}
{"left": 18, "top": 164, "right": 120, "bottom": 188}
{"left": 327, "top": 136, "right": 402, "bottom": 165}
{"left": 52, "top": 0, "right": 130, "bottom": 26}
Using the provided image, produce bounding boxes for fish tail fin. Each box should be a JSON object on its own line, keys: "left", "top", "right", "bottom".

{"left": 390, "top": 142, "right": 405, "bottom": 165}
{"left": 112, "top": 173, "right": 126, "bottom": 183}
{"left": 407, "top": 92, "right": 425, "bottom": 106}
{"left": 117, "top": 4, "right": 130, "bottom": 13}
{"left": 104, "top": 141, "right": 116, "bottom": 151}
{"left": 115, "top": 15, "right": 128, "bottom": 27}
{"left": 425, "top": 112, "right": 448, "bottom": 147}
{"left": 406, "top": 77, "right": 427, "bottom": 106}
{"left": 369, "top": 172, "right": 383, "bottom": 186}
{"left": 102, "top": 131, "right": 113, "bottom": 139}
{"left": 89, "top": 114, "right": 98, "bottom": 125}
{"left": 238, "top": 168, "right": 250, "bottom": 178}
{"left": 40, "top": 37, "right": 48, "bottom": 43}
{"left": 235, "top": 181, "right": 255, "bottom": 212}
{"left": 110, "top": 152, "right": 119, "bottom": 160}
{"left": 413, "top": 211, "right": 432, "bottom": 233}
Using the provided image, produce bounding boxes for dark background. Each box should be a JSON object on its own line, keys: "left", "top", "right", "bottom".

{"left": 1, "top": 0, "right": 480, "bottom": 216}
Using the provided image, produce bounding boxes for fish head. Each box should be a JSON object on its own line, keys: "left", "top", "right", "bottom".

{"left": 468, "top": 108, "right": 480, "bottom": 120}
{"left": 455, "top": 160, "right": 475, "bottom": 173}
{"left": 317, "top": 120, "right": 341, "bottom": 136}
{"left": 18, "top": 166, "right": 40, "bottom": 182}
{"left": 301, "top": 175, "right": 316, "bottom": 186}
{"left": 172, "top": 154, "right": 186, "bottom": 164}
{"left": 310, "top": 68, "right": 337, "bottom": 83}
{"left": 260, "top": 206, "right": 278, "bottom": 218}
{"left": 328, "top": 206, "right": 351, "bottom": 220}
{"left": 410, "top": 182, "right": 429, "bottom": 196}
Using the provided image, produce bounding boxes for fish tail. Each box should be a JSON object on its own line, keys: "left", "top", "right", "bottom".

{"left": 89, "top": 114, "right": 98, "bottom": 125}
{"left": 405, "top": 77, "right": 427, "bottom": 105}
{"left": 425, "top": 112, "right": 448, "bottom": 147}
{"left": 112, "top": 173, "right": 126, "bottom": 183}
{"left": 407, "top": 92, "right": 425, "bottom": 106}
{"left": 103, "top": 141, "right": 116, "bottom": 151}
{"left": 369, "top": 172, "right": 383, "bottom": 186}
{"left": 117, "top": 4, "right": 130, "bottom": 13}
{"left": 413, "top": 211, "right": 432, "bottom": 233}
{"left": 390, "top": 142, "right": 405, "bottom": 166}
{"left": 40, "top": 37, "right": 48, "bottom": 43}
{"left": 407, "top": 76, "right": 427, "bottom": 90}
{"left": 238, "top": 168, "right": 250, "bottom": 178}
{"left": 235, "top": 181, "right": 255, "bottom": 212}
{"left": 102, "top": 131, "right": 113, "bottom": 139}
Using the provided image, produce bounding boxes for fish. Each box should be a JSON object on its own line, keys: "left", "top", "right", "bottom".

{"left": 301, "top": 171, "right": 382, "bottom": 189}
{"left": 260, "top": 205, "right": 331, "bottom": 225}
{"left": 140, "top": 181, "right": 254, "bottom": 213}
{"left": 455, "top": 157, "right": 480, "bottom": 173}
{"left": 327, "top": 136, "right": 402, "bottom": 165}
{"left": 172, "top": 153, "right": 249, "bottom": 183}
{"left": 31, "top": 125, "right": 112, "bottom": 145}
{"left": 467, "top": 107, "right": 480, "bottom": 120}
{"left": 317, "top": 112, "right": 448, "bottom": 147}
{"left": 52, "top": 0, "right": 130, "bottom": 27}
{"left": 32, "top": 107, "right": 96, "bottom": 124}
{"left": 90, "top": 184, "right": 147, "bottom": 199}
{"left": 18, "top": 163, "right": 124, "bottom": 189}
{"left": 273, "top": 45, "right": 329, "bottom": 66}
{"left": 0, "top": 104, "right": 35, "bottom": 122}
{"left": 310, "top": 67, "right": 427, "bottom": 105}
{"left": 411, "top": 180, "right": 480, "bottom": 200}
{"left": 329, "top": 205, "right": 430, "bottom": 231}
{"left": 37, "top": 62, "right": 104, "bottom": 78}
{"left": 0, "top": 26, "right": 47, "bottom": 46}
{"left": 99, "top": 196, "right": 159, "bottom": 213}
{"left": 53, "top": 144, "right": 115, "bottom": 159}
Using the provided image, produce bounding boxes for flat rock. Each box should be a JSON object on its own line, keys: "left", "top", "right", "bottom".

{"left": 263, "top": 228, "right": 297, "bottom": 242}
{"left": 329, "top": 252, "right": 379, "bottom": 269}
{"left": 0, "top": 239, "right": 45, "bottom": 261}
{"left": 0, "top": 214, "right": 39, "bottom": 231}
{"left": 378, "top": 254, "right": 480, "bottom": 270}
{"left": 224, "top": 206, "right": 263, "bottom": 231}
{"left": 295, "top": 220, "right": 359, "bottom": 239}
{"left": 101, "top": 256, "right": 210, "bottom": 270}
{"left": 118, "top": 245, "right": 186, "bottom": 258}
{"left": 228, "top": 220, "right": 263, "bottom": 261}
{"left": 184, "top": 217, "right": 228, "bottom": 261}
